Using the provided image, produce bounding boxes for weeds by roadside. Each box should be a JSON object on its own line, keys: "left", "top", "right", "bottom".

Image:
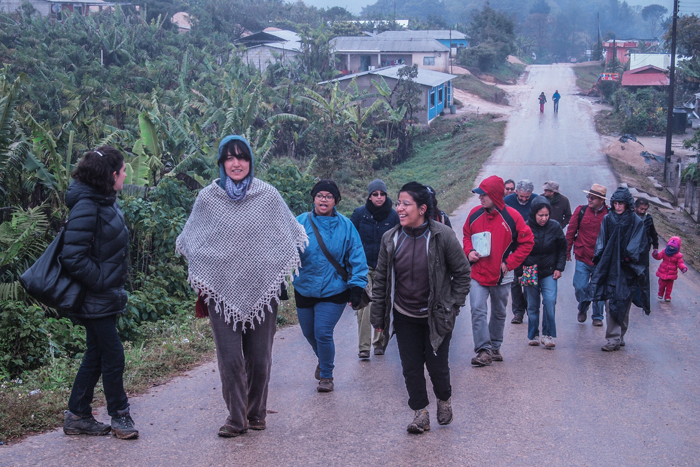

{"left": 572, "top": 62, "right": 603, "bottom": 93}
{"left": 452, "top": 74, "right": 508, "bottom": 105}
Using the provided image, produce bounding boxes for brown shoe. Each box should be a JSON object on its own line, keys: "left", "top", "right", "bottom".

{"left": 592, "top": 319, "right": 603, "bottom": 327}
{"left": 358, "top": 350, "right": 370, "bottom": 359}
{"left": 471, "top": 350, "right": 492, "bottom": 367}
{"left": 601, "top": 342, "right": 620, "bottom": 352}
{"left": 511, "top": 315, "right": 524, "bottom": 324}
{"left": 248, "top": 419, "right": 266, "bottom": 430}
{"left": 317, "top": 378, "right": 334, "bottom": 392}
{"left": 436, "top": 398, "right": 453, "bottom": 425}
{"left": 491, "top": 349, "right": 504, "bottom": 362}
{"left": 373, "top": 347, "right": 385, "bottom": 356}
{"left": 218, "top": 425, "right": 247, "bottom": 437}
{"left": 407, "top": 408, "right": 430, "bottom": 433}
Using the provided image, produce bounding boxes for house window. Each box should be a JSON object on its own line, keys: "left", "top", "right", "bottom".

{"left": 430, "top": 91, "right": 435, "bottom": 108}
{"left": 438, "top": 88, "right": 443, "bottom": 105}
{"left": 423, "top": 57, "right": 435, "bottom": 66}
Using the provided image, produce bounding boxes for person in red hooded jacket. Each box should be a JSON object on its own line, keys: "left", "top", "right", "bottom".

{"left": 463, "top": 176, "right": 534, "bottom": 366}
{"left": 652, "top": 236, "right": 688, "bottom": 302}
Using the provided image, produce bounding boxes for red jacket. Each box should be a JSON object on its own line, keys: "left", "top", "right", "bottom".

{"left": 565, "top": 204, "right": 609, "bottom": 266}
{"left": 463, "top": 176, "right": 534, "bottom": 286}
{"left": 652, "top": 236, "right": 687, "bottom": 280}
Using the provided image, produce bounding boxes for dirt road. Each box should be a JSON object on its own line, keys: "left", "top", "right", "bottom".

{"left": 3, "top": 64, "right": 700, "bottom": 467}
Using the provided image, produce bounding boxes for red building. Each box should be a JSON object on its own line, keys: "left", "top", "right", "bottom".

{"left": 621, "top": 65, "right": 669, "bottom": 87}
{"left": 602, "top": 40, "right": 659, "bottom": 66}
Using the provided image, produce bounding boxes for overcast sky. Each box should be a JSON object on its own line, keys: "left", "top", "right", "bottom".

{"left": 299, "top": 0, "right": 678, "bottom": 17}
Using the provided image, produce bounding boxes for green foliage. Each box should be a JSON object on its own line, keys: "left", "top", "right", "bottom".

{"left": 259, "top": 160, "right": 315, "bottom": 215}
{"left": 459, "top": 5, "right": 515, "bottom": 71}
{"left": 613, "top": 87, "right": 667, "bottom": 135}
{"left": 0, "top": 302, "right": 49, "bottom": 378}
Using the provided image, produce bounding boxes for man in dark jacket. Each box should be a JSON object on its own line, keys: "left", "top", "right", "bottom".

{"left": 566, "top": 183, "right": 609, "bottom": 326}
{"left": 541, "top": 181, "right": 572, "bottom": 228}
{"left": 463, "top": 176, "right": 534, "bottom": 366}
{"left": 631, "top": 197, "right": 659, "bottom": 315}
{"left": 504, "top": 179, "right": 537, "bottom": 324}
{"left": 591, "top": 187, "right": 645, "bottom": 351}
{"left": 351, "top": 179, "right": 400, "bottom": 358}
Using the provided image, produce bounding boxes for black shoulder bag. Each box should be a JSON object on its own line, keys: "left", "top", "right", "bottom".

{"left": 308, "top": 213, "right": 371, "bottom": 310}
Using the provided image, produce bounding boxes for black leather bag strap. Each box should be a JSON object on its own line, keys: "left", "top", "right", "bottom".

{"left": 308, "top": 213, "right": 349, "bottom": 283}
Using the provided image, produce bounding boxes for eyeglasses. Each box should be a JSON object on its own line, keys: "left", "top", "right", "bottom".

{"left": 314, "top": 194, "right": 335, "bottom": 201}
{"left": 370, "top": 191, "right": 386, "bottom": 198}
{"left": 396, "top": 201, "right": 416, "bottom": 207}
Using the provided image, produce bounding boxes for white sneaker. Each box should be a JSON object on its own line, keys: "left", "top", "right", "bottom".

{"left": 544, "top": 336, "right": 556, "bottom": 348}
{"left": 540, "top": 335, "right": 546, "bottom": 345}
{"left": 529, "top": 338, "right": 540, "bottom": 346}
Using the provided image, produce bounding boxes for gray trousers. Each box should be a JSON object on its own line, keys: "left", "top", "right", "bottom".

{"left": 356, "top": 268, "right": 385, "bottom": 352}
{"left": 470, "top": 281, "right": 510, "bottom": 352}
{"left": 208, "top": 300, "right": 277, "bottom": 432}
{"left": 604, "top": 299, "right": 632, "bottom": 345}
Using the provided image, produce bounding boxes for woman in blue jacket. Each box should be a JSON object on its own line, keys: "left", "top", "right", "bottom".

{"left": 295, "top": 180, "right": 368, "bottom": 393}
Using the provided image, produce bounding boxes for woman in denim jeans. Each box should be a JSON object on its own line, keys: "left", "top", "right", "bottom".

{"left": 523, "top": 196, "right": 567, "bottom": 348}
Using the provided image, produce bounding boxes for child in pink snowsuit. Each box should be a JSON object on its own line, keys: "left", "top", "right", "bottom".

{"left": 652, "top": 236, "right": 687, "bottom": 301}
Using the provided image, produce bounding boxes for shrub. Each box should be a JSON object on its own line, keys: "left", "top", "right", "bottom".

{"left": 0, "top": 302, "right": 49, "bottom": 378}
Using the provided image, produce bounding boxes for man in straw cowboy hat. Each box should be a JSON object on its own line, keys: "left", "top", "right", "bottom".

{"left": 565, "top": 183, "right": 610, "bottom": 326}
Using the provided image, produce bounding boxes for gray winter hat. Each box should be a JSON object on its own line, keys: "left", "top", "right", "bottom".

{"left": 367, "top": 179, "right": 388, "bottom": 198}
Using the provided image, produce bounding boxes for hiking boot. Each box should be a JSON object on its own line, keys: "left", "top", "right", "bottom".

{"left": 592, "top": 319, "right": 603, "bottom": 327}
{"left": 374, "top": 347, "right": 385, "bottom": 356}
{"left": 63, "top": 411, "right": 111, "bottom": 436}
{"left": 544, "top": 336, "right": 556, "bottom": 348}
{"left": 407, "top": 408, "right": 430, "bottom": 433}
{"left": 218, "top": 425, "right": 247, "bottom": 437}
{"left": 315, "top": 364, "right": 321, "bottom": 381}
{"left": 111, "top": 410, "right": 139, "bottom": 440}
{"left": 248, "top": 419, "right": 266, "bottom": 431}
{"left": 528, "top": 338, "right": 540, "bottom": 346}
{"left": 436, "top": 398, "right": 453, "bottom": 425}
{"left": 601, "top": 342, "right": 621, "bottom": 352}
{"left": 511, "top": 315, "right": 524, "bottom": 324}
{"left": 471, "top": 350, "right": 492, "bottom": 367}
{"left": 491, "top": 349, "right": 503, "bottom": 362}
{"left": 577, "top": 310, "right": 587, "bottom": 323}
{"left": 358, "top": 350, "right": 370, "bottom": 359}
{"left": 317, "top": 378, "right": 334, "bottom": 393}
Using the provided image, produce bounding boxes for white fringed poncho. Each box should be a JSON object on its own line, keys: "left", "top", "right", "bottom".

{"left": 176, "top": 178, "right": 307, "bottom": 329}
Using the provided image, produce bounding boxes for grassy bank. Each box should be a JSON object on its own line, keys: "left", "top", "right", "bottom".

{"left": 452, "top": 74, "right": 508, "bottom": 105}
{"left": 572, "top": 62, "right": 603, "bottom": 93}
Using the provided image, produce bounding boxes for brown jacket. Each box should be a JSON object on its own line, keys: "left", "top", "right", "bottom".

{"left": 370, "top": 220, "right": 471, "bottom": 353}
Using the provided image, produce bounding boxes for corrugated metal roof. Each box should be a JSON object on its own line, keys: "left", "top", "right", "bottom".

{"left": 621, "top": 65, "right": 669, "bottom": 86}
{"left": 331, "top": 37, "right": 449, "bottom": 53}
{"left": 377, "top": 30, "right": 469, "bottom": 40}
{"left": 320, "top": 65, "right": 456, "bottom": 88}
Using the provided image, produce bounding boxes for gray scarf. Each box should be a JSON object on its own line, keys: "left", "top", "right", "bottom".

{"left": 176, "top": 178, "right": 308, "bottom": 328}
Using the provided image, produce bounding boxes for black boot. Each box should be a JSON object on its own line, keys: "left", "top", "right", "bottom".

{"left": 111, "top": 409, "right": 139, "bottom": 440}
{"left": 63, "top": 411, "right": 111, "bottom": 436}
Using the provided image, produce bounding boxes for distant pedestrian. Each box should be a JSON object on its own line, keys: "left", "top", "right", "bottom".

{"left": 632, "top": 197, "right": 659, "bottom": 313}
{"left": 539, "top": 92, "right": 547, "bottom": 112}
{"left": 652, "top": 236, "right": 688, "bottom": 302}
{"left": 351, "top": 179, "right": 399, "bottom": 358}
{"left": 371, "top": 182, "right": 471, "bottom": 434}
{"left": 61, "top": 147, "right": 137, "bottom": 440}
{"left": 295, "top": 180, "right": 368, "bottom": 393}
{"left": 463, "top": 176, "right": 534, "bottom": 366}
{"left": 590, "top": 187, "right": 646, "bottom": 351}
{"left": 505, "top": 179, "right": 537, "bottom": 324}
{"left": 522, "top": 197, "right": 567, "bottom": 349}
{"left": 566, "top": 183, "right": 609, "bottom": 326}
{"left": 541, "top": 181, "right": 572, "bottom": 228}
{"left": 504, "top": 179, "right": 516, "bottom": 197}
{"left": 552, "top": 90, "right": 561, "bottom": 112}
{"left": 176, "top": 136, "right": 307, "bottom": 437}
{"left": 426, "top": 185, "right": 452, "bottom": 227}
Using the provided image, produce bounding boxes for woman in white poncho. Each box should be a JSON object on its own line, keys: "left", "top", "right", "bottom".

{"left": 176, "top": 135, "right": 307, "bottom": 438}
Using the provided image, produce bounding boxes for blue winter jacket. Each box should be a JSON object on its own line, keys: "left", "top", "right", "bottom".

{"left": 295, "top": 210, "right": 369, "bottom": 298}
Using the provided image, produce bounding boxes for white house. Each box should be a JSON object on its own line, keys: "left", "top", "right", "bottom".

{"left": 235, "top": 28, "right": 301, "bottom": 72}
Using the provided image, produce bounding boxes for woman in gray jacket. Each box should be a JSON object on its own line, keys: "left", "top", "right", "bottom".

{"left": 371, "top": 182, "right": 471, "bottom": 434}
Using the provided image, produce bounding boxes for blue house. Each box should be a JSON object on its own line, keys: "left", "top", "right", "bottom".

{"left": 320, "top": 66, "right": 457, "bottom": 125}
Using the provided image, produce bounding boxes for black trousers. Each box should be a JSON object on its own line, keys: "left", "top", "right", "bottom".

{"left": 68, "top": 314, "right": 129, "bottom": 418}
{"left": 511, "top": 279, "right": 528, "bottom": 317}
{"left": 393, "top": 310, "right": 452, "bottom": 411}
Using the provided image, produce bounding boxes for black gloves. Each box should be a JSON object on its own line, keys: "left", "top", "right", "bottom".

{"left": 279, "top": 283, "right": 289, "bottom": 301}
{"left": 350, "top": 286, "right": 364, "bottom": 309}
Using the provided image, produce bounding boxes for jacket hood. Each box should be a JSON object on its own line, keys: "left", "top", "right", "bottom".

{"left": 65, "top": 181, "right": 116, "bottom": 209}
{"left": 528, "top": 196, "right": 552, "bottom": 226}
{"left": 610, "top": 187, "right": 635, "bottom": 211}
{"left": 668, "top": 236, "right": 682, "bottom": 249}
{"left": 476, "top": 175, "right": 506, "bottom": 210}
{"left": 217, "top": 135, "right": 255, "bottom": 190}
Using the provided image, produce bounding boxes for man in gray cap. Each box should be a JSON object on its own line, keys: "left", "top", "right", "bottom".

{"left": 541, "top": 181, "right": 572, "bottom": 228}
{"left": 351, "top": 179, "right": 400, "bottom": 358}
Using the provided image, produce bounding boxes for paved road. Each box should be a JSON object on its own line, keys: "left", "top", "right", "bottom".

{"left": 3, "top": 65, "right": 700, "bottom": 467}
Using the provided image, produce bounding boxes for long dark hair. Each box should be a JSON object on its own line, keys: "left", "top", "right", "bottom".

{"left": 399, "top": 182, "right": 433, "bottom": 219}
{"left": 72, "top": 146, "right": 124, "bottom": 196}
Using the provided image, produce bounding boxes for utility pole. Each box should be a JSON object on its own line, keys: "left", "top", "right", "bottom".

{"left": 664, "top": 0, "right": 679, "bottom": 185}
{"left": 597, "top": 13, "right": 601, "bottom": 60}
{"left": 449, "top": 28, "right": 452, "bottom": 74}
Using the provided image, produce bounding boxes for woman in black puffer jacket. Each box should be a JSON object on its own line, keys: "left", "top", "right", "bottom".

{"left": 60, "top": 146, "right": 137, "bottom": 440}
{"left": 523, "top": 196, "right": 567, "bottom": 349}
